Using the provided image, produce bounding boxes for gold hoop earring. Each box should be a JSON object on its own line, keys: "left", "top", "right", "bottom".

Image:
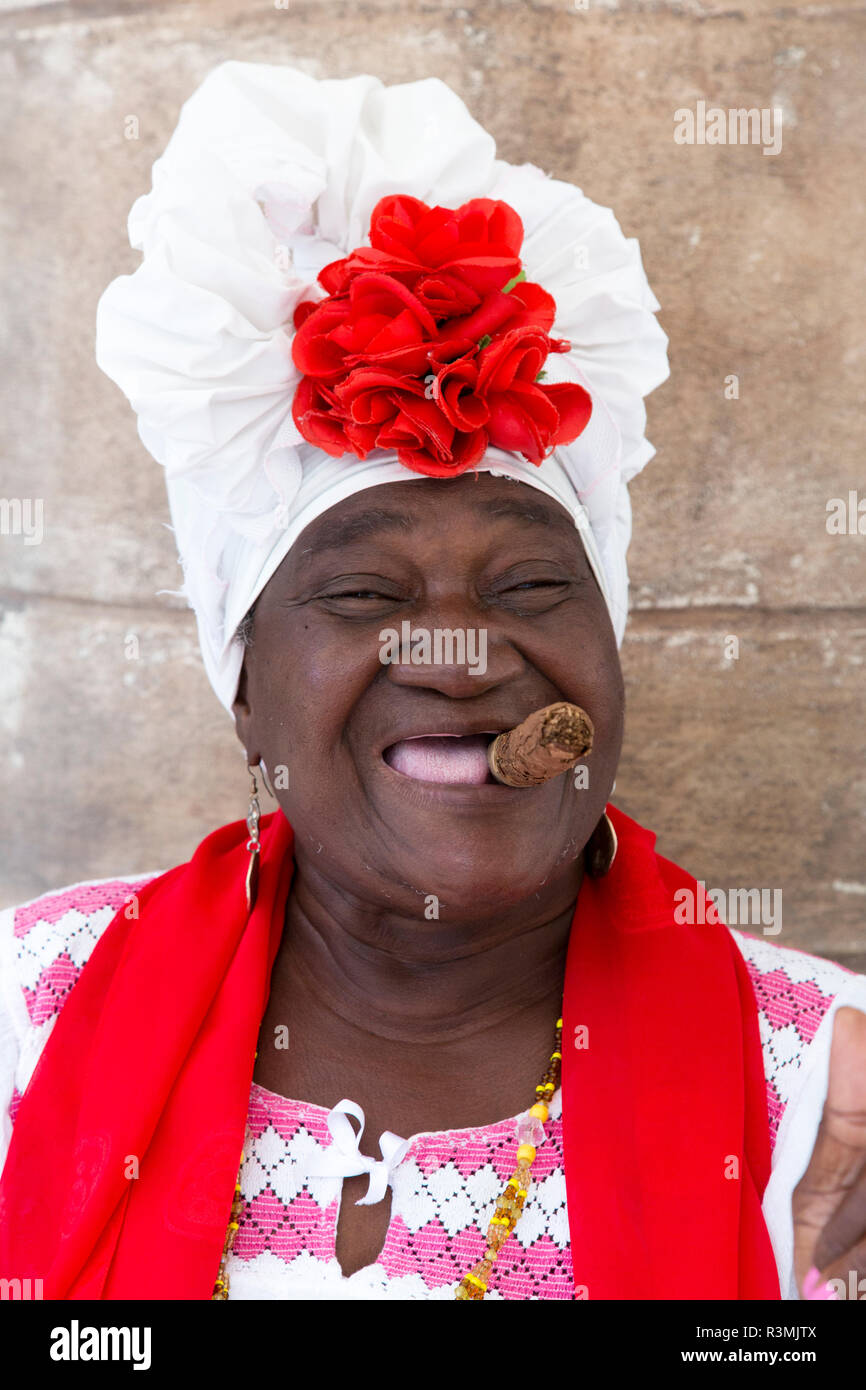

{"left": 585, "top": 812, "right": 617, "bottom": 878}
{"left": 245, "top": 766, "right": 261, "bottom": 912}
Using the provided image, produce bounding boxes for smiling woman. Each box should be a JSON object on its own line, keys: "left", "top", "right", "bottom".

{"left": 1, "top": 60, "right": 865, "bottom": 1304}
{"left": 232, "top": 472, "right": 624, "bottom": 1285}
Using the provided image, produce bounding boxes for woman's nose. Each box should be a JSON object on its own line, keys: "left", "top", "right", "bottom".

{"left": 380, "top": 615, "right": 525, "bottom": 698}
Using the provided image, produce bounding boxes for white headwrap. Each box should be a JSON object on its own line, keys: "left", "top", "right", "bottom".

{"left": 95, "top": 60, "right": 669, "bottom": 712}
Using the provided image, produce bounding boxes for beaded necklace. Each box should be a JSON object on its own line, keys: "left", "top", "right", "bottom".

{"left": 212, "top": 1016, "right": 563, "bottom": 1301}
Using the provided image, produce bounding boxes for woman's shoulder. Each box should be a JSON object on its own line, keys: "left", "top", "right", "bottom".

{"left": 728, "top": 927, "right": 866, "bottom": 1145}
{"left": 0, "top": 871, "right": 164, "bottom": 1176}
{"left": 729, "top": 926, "right": 865, "bottom": 1023}
{"left": 0, "top": 870, "right": 163, "bottom": 1050}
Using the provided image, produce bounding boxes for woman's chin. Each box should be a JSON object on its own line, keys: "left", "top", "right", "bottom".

{"left": 391, "top": 846, "right": 582, "bottom": 916}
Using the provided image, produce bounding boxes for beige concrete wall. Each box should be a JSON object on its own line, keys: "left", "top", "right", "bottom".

{"left": 1, "top": 0, "right": 863, "bottom": 968}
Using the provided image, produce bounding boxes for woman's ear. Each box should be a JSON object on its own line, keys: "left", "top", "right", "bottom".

{"left": 232, "top": 660, "right": 258, "bottom": 763}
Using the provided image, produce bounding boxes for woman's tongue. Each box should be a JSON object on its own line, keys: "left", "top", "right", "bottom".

{"left": 385, "top": 735, "right": 492, "bottom": 785}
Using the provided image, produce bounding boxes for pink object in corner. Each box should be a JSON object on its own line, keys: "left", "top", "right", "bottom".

{"left": 803, "top": 1266, "right": 840, "bottom": 1300}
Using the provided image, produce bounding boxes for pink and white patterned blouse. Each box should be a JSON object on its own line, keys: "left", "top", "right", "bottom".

{"left": 2, "top": 873, "right": 865, "bottom": 1300}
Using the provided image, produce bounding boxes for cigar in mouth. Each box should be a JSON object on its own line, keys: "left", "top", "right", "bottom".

{"left": 487, "top": 702, "right": 594, "bottom": 788}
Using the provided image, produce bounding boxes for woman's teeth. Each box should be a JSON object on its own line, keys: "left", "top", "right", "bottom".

{"left": 384, "top": 735, "right": 494, "bottom": 785}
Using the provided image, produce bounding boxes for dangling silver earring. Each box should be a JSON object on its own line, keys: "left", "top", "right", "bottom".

{"left": 245, "top": 765, "right": 261, "bottom": 912}
{"left": 585, "top": 812, "right": 617, "bottom": 878}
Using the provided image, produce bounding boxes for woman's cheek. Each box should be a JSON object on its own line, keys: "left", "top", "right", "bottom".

{"left": 256, "top": 624, "right": 374, "bottom": 763}
{"left": 301, "top": 641, "right": 384, "bottom": 744}
{"left": 254, "top": 616, "right": 340, "bottom": 703}
{"left": 591, "top": 673, "right": 625, "bottom": 764}
{"left": 569, "top": 644, "right": 624, "bottom": 783}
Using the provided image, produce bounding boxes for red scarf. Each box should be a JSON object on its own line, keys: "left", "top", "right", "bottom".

{"left": 0, "top": 805, "right": 780, "bottom": 1299}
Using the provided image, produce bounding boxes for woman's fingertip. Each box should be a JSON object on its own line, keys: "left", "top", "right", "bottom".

{"left": 802, "top": 1265, "right": 822, "bottom": 1297}
{"left": 802, "top": 1266, "right": 840, "bottom": 1300}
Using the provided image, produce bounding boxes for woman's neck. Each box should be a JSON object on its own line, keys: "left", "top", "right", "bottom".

{"left": 254, "top": 850, "right": 582, "bottom": 1132}
{"left": 270, "top": 850, "right": 582, "bottom": 1048}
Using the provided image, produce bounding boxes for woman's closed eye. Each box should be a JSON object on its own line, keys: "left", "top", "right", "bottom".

{"left": 309, "top": 576, "right": 408, "bottom": 616}
{"left": 506, "top": 579, "right": 568, "bottom": 590}
{"left": 327, "top": 588, "right": 393, "bottom": 599}
{"left": 484, "top": 565, "right": 586, "bottom": 612}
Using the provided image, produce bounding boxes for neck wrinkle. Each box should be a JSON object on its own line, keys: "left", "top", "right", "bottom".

{"left": 272, "top": 851, "right": 583, "bottom": 1047}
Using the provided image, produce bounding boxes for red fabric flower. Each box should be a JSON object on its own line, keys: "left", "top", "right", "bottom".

{"left": 291, "top": 194, "right": 592, "bottom": 475}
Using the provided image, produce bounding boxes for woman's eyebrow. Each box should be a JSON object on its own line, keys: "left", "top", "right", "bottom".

{"left": 300, "top": 495, "right": 573, "bottom": 556}
{"left": 300, "top": 507, "right": 415, "bottom": 554}
{"left": 472, "top": 497, "right": 575, "bottom": 534}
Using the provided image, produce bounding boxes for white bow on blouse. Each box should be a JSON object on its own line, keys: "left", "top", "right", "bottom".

{"left": 305, "top": 1099, "right": 411, "bottom": 1206}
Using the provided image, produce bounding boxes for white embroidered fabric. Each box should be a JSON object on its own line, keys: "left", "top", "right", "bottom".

{"left": 1, "top": 876, "right": 865, "bottom": 1299}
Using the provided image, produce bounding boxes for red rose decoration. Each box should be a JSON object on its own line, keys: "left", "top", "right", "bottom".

{"left": 291, "top": 195, "right": 591, "bottom": 476}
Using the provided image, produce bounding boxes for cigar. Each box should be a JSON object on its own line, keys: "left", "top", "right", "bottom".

{"left": 487, "top": 702, "right": 594, "bottom": 788}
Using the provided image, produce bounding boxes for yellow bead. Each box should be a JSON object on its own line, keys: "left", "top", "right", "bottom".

{"left": 551, "top": 1051, "right": 562, "bottom": 1060}
{"left": 517, "top": 1143, "right": 536, "bottom": 1162}
{"left": 529, "top": 1102, "right": 548, "bottom": 1121}
{"left": 555, "top": 1017, "right": 563, "bottom": 1029}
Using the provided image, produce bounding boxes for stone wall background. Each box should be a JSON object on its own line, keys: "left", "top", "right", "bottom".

{"left": 1, "top": 0, "right": 863, "bottom": 968}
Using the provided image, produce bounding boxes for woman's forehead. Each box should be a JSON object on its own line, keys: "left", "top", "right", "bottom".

{"left": 291, "top": 473, "right": 579, "bottom": 559}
